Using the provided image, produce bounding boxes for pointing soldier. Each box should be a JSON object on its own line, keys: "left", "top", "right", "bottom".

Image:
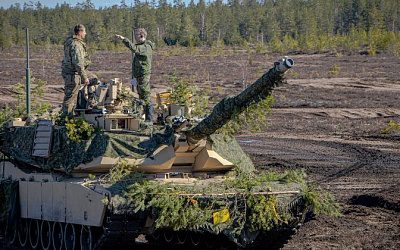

{"left": 115, "top": 28, "right": 155, "bottom": 122}
{"left": 61, "top": 24, "right": 95, "bottom": 117}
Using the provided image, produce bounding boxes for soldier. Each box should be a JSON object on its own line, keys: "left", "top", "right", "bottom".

{"left": 115, "top": 28, "right": 155, "bottom": 122}
{"left": 61, "top": 24, "right": 94, "bottom": 117}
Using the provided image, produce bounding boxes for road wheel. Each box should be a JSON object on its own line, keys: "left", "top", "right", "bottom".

{"left": 52, "top": 222, "right": 64, "bottom": 250}
{"left": 5, "top": 223, "right": 17, "bottom": 246}
{"left": 29, "top": 219, "right": 40, "bottom": 249}
{"left": 176, "top": 231, "right": 187, "bottom": 245}
{"left": 163, "top": 230, "right": 173, "bottom": 243}
{"left": 190, "top": 232, "right": 201, "bottom": 247}
{"left": 151, "top": 230, "right": 160, "bottom": 241}
{"left": 80, "top": 225, "right": 92, "bottom": 250}
{"left": 40, "top": 220, "right": 51, "bottom": 250}
{"left": 18, "top": 219, "right": 28, "bottom": 247}
{"left": 64, "top": 223, "right": 76, "bottom": 250}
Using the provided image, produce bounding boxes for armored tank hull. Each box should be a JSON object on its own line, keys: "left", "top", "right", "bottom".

{"left": 0, "top": 57, "right": 312, "bottom": 249}
{"left": 0, "top": 161, "right": 308, "bottom": 249}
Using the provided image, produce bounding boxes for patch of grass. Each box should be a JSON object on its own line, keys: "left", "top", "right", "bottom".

{"left": 210, "top": 40, "right": 226, "bottom": 56}
{"left": 368, "top": 45, "right": 377, "bottom": 56}
{"left": 329, "top": 64, "right": 341, "bottom": 77}
{"left": 382, "top": 120, "right": 400, "bottom": 134}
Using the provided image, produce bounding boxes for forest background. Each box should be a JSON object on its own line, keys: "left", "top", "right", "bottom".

{"left": 0, "top": 0, "right": 399, "bottom": 56}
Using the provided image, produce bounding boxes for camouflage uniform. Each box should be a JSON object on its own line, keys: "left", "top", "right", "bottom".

{"left": 122, "top": 38, "right": 154, "bottom": 106}
{"left": 61, "top": 35, "right": 94, "bottom": 116}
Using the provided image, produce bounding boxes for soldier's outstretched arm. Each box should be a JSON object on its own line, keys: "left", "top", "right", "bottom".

{"left": 115, "top": 34, "right": 137, "bottom": 52}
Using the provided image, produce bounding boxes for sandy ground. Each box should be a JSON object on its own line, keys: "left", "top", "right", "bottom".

{"left": 0, "top": 46, "right": 399, "bottom": 249}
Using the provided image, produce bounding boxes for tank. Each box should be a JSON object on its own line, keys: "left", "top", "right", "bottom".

{"left": 0, "top": 57, "right": 310, "bottom": 250}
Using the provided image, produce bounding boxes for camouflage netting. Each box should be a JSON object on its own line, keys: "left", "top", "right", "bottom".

{"left": 0, "top": 125, "right": 253, "bottom": 173}
{"left": 0, "top": 179, "right": 18, "bottom": 228}
{"left": 187, "top": 67, "right": 284, "bottom": 143}
{"left": 209, "top": 133, "right": 254, "bottom": 173}
{"left": 0, "top": 125, "right": 175, "bottom": 173}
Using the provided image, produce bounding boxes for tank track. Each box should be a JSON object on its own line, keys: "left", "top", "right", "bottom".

{"left": 2, "top": 211, "right": 239, "bottom": 250}
{"left": 3, "top": 198, "right": 309, "bottom": 250}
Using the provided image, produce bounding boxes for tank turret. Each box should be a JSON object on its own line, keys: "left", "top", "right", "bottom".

{"left": 0, "top": 57, "right": 294, "bottom": 175}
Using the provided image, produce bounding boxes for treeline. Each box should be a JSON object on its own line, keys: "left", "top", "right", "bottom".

{"left": 0, "top": 0, "right": 399, "bottom": 54}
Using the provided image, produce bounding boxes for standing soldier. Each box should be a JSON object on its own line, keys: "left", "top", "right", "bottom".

{"left": 115, "top": 28, "right": 155, "bottom": 122}
{"left": 61, "top": 24, "right": 93, "bottom": 117}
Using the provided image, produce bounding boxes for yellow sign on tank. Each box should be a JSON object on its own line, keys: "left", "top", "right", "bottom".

{"left": 213, "top": 208, "right": 230, "bottom": 224}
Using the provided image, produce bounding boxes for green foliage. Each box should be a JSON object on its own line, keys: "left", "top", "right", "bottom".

{"left": 116, "top": 86, "right": 141, "bottom": 113}
{"left": 282, "top": 34, "right": 299, "bottom": 52}
{"left": 0, "top": 106, "right": 16, "bottom": 127}
{"left": 388, "top": 35, "right": 400, "bottom": 57}
{"left": 268, "top": 37, "right": 284, "bottom": 53}
{"left": 255, "top": 42, "right": 268, "bottom": 54}
{"left": 346, "top": 28, "right": 368, "bottom": 51}
{"left": 247, "top": 194, "right": 280, "bottom": 231}
{"left": 381, "top": 120, "right": 400, "bottom": 134}
{"left": 282, "top": 169, "right": 308, "bottom": 184}
{"left": 368, "top": 45, "right": 377, "bottom": 56}
{"left": 329, "top": 64, "right": 341, "bottom": 77}
{"left": 301, "top": 185, "right": 341, "bottom": 217}
{"left": 225, "top": 169, "right": 306, "bottom": 191}
{"left": 1, "top": 1, "right": 400, "bottom": 54}
{"left": 218, "top": 96, "right": 275, "bottom": 136}
{"left": 121, "top": 170, "right": 307, "bottom": 233}
{"left": 12, "top": 77, "right": 52, "bottom": 116}
{"left": 191, "top": 87, "right": 210, "bottom": 117}
{"left": 168, "top": 75, "right": 210, "bottom": 117}
{"left": 150, "top": 193, "right": 215, "bottom": 231}
{"left": 169, "top": 75, "right": 194, "bottom": 107}
{"left": 210, "top": 40, "right": 226, "bottom": 56}
{"left": 108, "top": 160, "right": 134, "bottom": 183}
{"left": 0, "top": 77, "right": 52, "bottom": 126}
{"left": 65, "top": 116, "right": 94, "bottom": 143}
{"left": 113, "top": 169, "right": 338, "bottom": 237}
{"left": 107, "top": 159, "right": 141, "bottom": 184}
{"left": 0, "top": 32, "right": 12, "bottom": 50}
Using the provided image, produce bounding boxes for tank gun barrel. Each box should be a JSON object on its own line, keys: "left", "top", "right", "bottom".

{"left": 187, "top": 57, "right": 294, "bottom": 145}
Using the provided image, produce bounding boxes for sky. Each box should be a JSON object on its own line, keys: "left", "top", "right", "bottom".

{"left": 0, "top": 0, "right": 195, "bottom": 9}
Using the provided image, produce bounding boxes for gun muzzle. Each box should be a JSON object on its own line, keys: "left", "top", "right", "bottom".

{"left": 275, "top": 57, "right": 294, "bottom": 73}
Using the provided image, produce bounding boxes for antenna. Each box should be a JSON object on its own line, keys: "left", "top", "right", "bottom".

{"left": 25, "top": 27, "right": 31, "bottom": 116}
{"left": 132, "top": 29, "right": 135, "bottom": 74}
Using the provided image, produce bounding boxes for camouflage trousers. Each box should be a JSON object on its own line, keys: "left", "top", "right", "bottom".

{"left": 62, "top": 73, "right": 81, "bottom": 117}
{"left": 136, "top": 74, "right": 151, "bottom": 105}
{"left": 62, "top": 71, "right": 96, "bottom": 117}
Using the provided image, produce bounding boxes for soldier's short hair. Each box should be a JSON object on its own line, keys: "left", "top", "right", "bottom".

{"left": 74, "top": 24, "right": 86, "bottom": 35}
{"left": 134, "top": 28, "right": 147, "bottom": 39}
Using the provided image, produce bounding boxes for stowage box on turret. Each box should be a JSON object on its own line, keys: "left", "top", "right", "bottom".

{"left": 0, "top": 57, "right": 311, "bottom": 250}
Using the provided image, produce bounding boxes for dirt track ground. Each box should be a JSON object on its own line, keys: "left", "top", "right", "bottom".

{"left": 0, "top": 46, "right": 399, "bottom": 249}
